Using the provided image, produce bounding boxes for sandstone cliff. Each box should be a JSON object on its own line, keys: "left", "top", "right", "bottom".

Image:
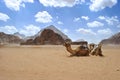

{"left": 0, "top": 32, "right": 23, "bottom": 44}
{"left": 100, "top": 32, "right": 120, "bottom": 45}
{"left": 21, "top": 25, "right": 71, "bottom": 45}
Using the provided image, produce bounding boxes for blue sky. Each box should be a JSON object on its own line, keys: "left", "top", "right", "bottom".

{"left": 0, "top": 0, "right": 120, "bottom": 43}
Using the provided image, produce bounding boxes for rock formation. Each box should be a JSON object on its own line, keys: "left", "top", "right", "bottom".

{"left": 0, "top": 32, "right": 23, "bottom": 44}
{"left": 33, "top": 29, "right": 65, "bottom": 45}
{"left": 72, "top": 41, "right": 87, "bottom": 45}
{"left": 21, "top": 25, "right": 71, "bottom": 45}
{"left": 100, "top": 32, "right": 120, "bottom": 45}
{"left": 14, "top": 32, "right": 26, "bottom": 39}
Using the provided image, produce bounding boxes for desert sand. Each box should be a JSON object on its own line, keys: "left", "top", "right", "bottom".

{"left": 0, "top": 45, "right": 120, "bottom": 80}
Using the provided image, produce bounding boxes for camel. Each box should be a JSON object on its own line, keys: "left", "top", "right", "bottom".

{"left": 63, "top": 41, "right": 104, "bottom": 57}
{"left": 90, "top": 43, "right": 104, "bottom": 56}
{"left": 63, "top": 42, "right": 89, "bottom": 56}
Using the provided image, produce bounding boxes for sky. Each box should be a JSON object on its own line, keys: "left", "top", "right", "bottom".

{"left": 0, "top": 0, "right": 120, "bottom": 43}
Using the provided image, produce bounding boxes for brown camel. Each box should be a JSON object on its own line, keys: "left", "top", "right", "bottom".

{"left": 90, "top": 43, "right": 104, "bottom": 56}
{"left": 63, "top": 42, "right": 89, "bottom": 56}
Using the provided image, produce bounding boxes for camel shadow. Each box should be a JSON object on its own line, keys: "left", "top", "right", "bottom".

{"left": 67, "top": 54, "right": 90, "bottom": 58}
{"left": 67, "top": 54, "right": 105, "bottom": 58}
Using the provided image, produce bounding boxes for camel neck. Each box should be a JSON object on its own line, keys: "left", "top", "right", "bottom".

{"left": 65, "top": 46, "right": 76, "bottom": 55}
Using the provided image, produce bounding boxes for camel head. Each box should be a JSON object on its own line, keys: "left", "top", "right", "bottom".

{"left": 98, "top": 43, "right": 102, "bottom": 49}
{"left": 63, "top": 41, "right": 71, "bottom": 48}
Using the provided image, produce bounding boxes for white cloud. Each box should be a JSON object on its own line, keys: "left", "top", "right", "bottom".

{"left": 73, "top": 17, "right": 80, "bottom": 22}
{"left": 35, "top": 11, "right": 53, "bottom": 23}
{"left": 0, "top": 24, "right": 40, "bottom": 36}
{"left": 57, "top": 21, "right": 63, "bottom": 25}
{"left": 39, "top": 0, "right": 85, "bottom": 7}
{"left": 87, "top": 21, "right": 104, "bottom": 27}
{"left": 106, "top": 16, "right": 119, "bottom": 25}
{"left": 81, "top": 16, "right": 89, "bottom": 20}
{"left": 20, "top": 24, "right": 40, "bottom": 36}
{"left": 0, "top": 12, "right": 10, "bottom": 22}
{"left": 22, "top": 0, "right": 34, "bottom": 3}
{"left": 98, "top": 16, "right": 105, "bottom": 20}
{"left": 77, "top": 28, "right": 96, "bottom": 35}
{"left": 97, "top": 28, "right": 112, "bottom": 35}
{"left": 4, "top": 0, "right": 34, "bottom": 11}
{"left": 98, "top": 16, "right": 119, "bottom": 25}
{"left": 0, "top": 25, "right": 18, "bottom": 34}
{"left": 89, "top": 0, "right": 117, "bottom": 12}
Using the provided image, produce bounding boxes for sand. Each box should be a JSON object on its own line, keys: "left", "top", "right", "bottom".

{"left": 0, "top": 45, "right": 120, "bottom": 80}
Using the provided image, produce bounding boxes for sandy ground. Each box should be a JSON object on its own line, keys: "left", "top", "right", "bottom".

{"left": 0, "top": 45, "right": 120, "bottom": 80}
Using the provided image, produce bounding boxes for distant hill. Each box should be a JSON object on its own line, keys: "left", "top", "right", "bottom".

{"left": 14, "top": 32, "right": 26, "bottom": 39}
{"left": 0, "top": 32, "right": 23, "bottom": 44}
{"left": 72, "top": 39, "right": 86, "bottom": 45}
{"left": 100, "top": 32, "right": 120, "bottom": 45}
{"left": 35, "top": 25, "right": 70, "bottom": 40}
{"left": 21, "top": 25, "right": 71, "bottom": 45}
{"left": 75, "top": 39, "right": 85, "bottom": 42}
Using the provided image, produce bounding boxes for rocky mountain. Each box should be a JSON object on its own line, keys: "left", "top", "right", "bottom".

{"left": 0, "top": 32, "right": 23, "bottom": 44}
{"left": 34, "top": 29, "right": 65, "bottom": 45}
{"left": 14, "top": 32, "right": 26, "bottom": 39}
{"left": 74, "top": 39, "right": 85, "bottom": 42}
{"left": 100, "top": 32, "right": 120, "bottom": 45}
{"left": 35, "top": 25, "right": 69, "bottom": 40}
{"left": 21, "top": 25, "right": 71, "bottom": 45}
{"left": 71, "top": 39, "right": 86, "bottom": 45}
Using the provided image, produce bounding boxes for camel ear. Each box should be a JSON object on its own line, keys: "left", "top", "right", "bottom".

{"left": 64, "top": 41, "right": 67, "bottom": 44}
{"left": 64, "top": 41, "right": 67, "bottom": 43}
{"left": 65, "top": 41, "right": 70, "bottom": 44}
{"left": 98, "top": 43, "right": 102, "bottom": 47}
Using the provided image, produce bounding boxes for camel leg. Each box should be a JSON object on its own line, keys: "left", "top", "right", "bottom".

{"left": 98, "top": 51, "right": 104, "bottom": 56}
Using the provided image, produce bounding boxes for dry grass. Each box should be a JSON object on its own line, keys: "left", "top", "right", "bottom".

{"left": 0, "top": 45, "right": 120, "bottom": 80}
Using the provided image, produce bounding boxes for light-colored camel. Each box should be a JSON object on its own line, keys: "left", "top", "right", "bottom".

{"left": 90, "top": 43, "right": 104, "bottom": 56}
{"left": 89, "top": 43, "right": 96, "bottom": 52}
{"left": 63, "top": 42, "right": 89, "bottom": 56}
